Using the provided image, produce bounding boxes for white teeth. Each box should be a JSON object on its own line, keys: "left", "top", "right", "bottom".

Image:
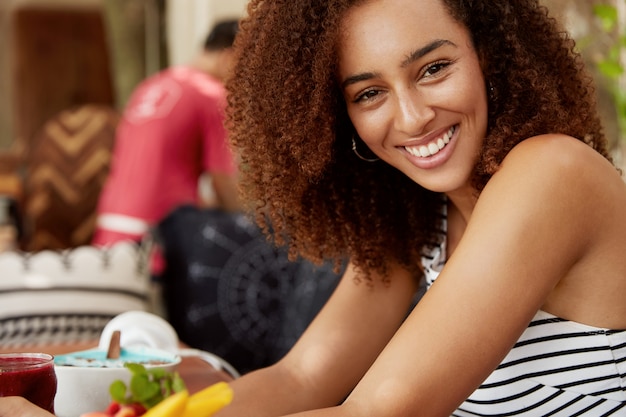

{"left": 408, "top": 147, "right": 420, "bottom": 157}
{"left": 405, "top": 125, "right": 456, "bottom": 158}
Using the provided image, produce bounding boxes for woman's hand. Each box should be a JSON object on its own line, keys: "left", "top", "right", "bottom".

{"left": 0, "top": 397, "right": 55, "bottom": 417}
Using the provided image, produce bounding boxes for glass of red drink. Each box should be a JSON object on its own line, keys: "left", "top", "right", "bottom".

{"left": 0, "top": 353, "right": 57, "bottom": 413}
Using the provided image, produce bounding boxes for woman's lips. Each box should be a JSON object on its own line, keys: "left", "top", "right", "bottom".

{"left": 404, "top": 125, "right": 456, "bottom": 158}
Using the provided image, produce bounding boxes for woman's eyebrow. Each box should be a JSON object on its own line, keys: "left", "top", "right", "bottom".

{"left": 341, "top": 39, "right": 456, "bottom": 90}
{"left": 401, "top": 39, "right": 456, "bottom": 68}
{"left": 341, "top": 71, "right": 380, "bottom": 89}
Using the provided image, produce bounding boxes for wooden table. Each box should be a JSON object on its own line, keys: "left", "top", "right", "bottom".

{"left": 0, "top": 340, "right": 232, "bottom": 394}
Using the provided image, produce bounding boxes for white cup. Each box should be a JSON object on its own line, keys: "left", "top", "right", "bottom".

{"left": 54, "top": 346, "right": 180, "bottom": 417}
{"left": 98, "top": 311, "right": 240, "bottom": 378}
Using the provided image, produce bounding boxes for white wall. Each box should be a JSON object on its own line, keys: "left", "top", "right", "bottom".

{"left": 166, "top": 0, "right": 248, "bottom": 66}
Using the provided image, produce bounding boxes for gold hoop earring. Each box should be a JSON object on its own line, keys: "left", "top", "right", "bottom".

{"left": 351, "top": 135, "right": 379, "bottom": 162}
{"left": 488, "top": 80, "right": 497, "bottom": 102}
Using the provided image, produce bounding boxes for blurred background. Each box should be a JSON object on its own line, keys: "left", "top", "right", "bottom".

{"left": 0, "top": 0, "right": 247, "bottom": 251}
{"left": 0, "top": 0, "right": 624, "bottom": 252}
{"left": 0, "top": 0, "right": 248, "bottom": 156}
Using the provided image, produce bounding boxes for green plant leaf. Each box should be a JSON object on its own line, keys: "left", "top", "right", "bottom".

{"left": 144, "top": 395, "right": 163, "bottom": 409}
{"left": 148, "top": 367, "right": 167, "bottom": 379}
{"left": 108, "top": 362, "right": 188, "bottom": 410}
{"left": 608, "top": 44, "right": 622, "bottom": 62}
{"left": 172, "top": 373, "right": 186, "bottom": 392}
{"left": 598, "top": 60, "right": 624, "bottom": 79}
{"left": 125, "top": 362, "right": 147, "bottom": 375}
{"left": 589, "top": 3, "right": 626, "bottom": 143}
{"left": 594, "top": 4, "right": 618, "bottom": 32}
{"left": 130, "top": 374, "right": 161, "bottom": 402}
{"left": 109, "top": 380, "right": 128, "bottom": 404}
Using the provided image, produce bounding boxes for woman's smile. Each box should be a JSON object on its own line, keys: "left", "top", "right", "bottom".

{"left": 404, "top": 125, "right": 456, "bottom": 159}
{"left": 400, "top": 124, "right": 460, "bottom": 171}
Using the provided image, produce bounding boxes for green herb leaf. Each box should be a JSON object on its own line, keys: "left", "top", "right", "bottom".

{"left": 130, "top": 374, "right": 161, "bottom": 403}
{"left": 148, "top": 367, "right": 167, "bottom": 379}
{"left": 172, "top": 373, "right": 186, "bottom": 393}
{"left": 125, "top": 363, "right": 147, "bottom": 375}
{"left": 109, "top": 380, "right": 128, "bottom": 403}
{"left": 108, "top": 362, "right": 187, "bottom": 409}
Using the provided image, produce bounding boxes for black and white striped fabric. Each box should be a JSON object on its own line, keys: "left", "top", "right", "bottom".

{"left": 0, "top": 314, "right": 116, "bottom": 347}
{"left": 421, "top": 218, "right": 626, "bottom": 416}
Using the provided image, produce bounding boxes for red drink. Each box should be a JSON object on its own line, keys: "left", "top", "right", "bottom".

{"left": 0, "top": 353, "right": 57, "bottom": 413}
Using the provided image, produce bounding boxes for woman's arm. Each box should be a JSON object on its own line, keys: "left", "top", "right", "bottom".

{"left": 216, "top": 262, "right": 420, "bottom": 416}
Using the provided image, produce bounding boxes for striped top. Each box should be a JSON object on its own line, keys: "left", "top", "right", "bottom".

{"left": 421, "top": 221, "right": 626, "bottom": 416}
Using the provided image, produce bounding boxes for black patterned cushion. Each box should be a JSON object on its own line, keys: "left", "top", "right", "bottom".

{"left": 156, "top": 206, "right": 344, "bottom": 374}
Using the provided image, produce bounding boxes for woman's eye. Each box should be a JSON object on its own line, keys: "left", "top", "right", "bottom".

{"left": 354, "top": 89, "right": 380, "bottom": 103}
{"left": 423, "top": 61, "right": 450, "bottom": 78}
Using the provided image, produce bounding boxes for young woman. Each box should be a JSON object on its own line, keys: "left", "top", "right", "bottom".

{"left": 2, "top": 0, "right": 625, "bottom": 416}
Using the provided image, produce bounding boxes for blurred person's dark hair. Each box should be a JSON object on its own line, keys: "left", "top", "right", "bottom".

{"left": 203, "top": 19, "right": 239, "bottom": 51}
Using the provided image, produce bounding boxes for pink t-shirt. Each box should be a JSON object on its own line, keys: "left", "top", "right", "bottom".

{"left": 93, "top": 67, "right": 236, "bottom": 246}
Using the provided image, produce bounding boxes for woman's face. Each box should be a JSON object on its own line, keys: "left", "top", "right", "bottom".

{"left": 338, "top": 0, "right": 488, "bottom": 194}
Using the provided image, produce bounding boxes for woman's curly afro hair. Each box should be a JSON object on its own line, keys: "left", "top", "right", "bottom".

{"left": 226, "top": 0, "right": 612, "bottom": 281}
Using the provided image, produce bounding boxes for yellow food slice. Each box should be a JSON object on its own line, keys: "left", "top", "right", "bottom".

{"left": 142, "top": 390, "right": 189, "bottom": 417}
{"left": 183, "top": 384, "right": 234, "bottom": 417}
{"left": 188, "top": 382, "right": 232, "bottom": 402}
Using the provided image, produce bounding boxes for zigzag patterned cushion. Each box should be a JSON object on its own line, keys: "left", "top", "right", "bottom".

{"left": 22, "top": 104, "right": 119, "bottom": 251}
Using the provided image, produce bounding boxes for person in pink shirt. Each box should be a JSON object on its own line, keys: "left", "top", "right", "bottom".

{"left": 92, "top": 19, "right": 241, "bottom": 246}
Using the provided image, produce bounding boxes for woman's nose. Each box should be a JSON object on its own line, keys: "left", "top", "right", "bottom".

{"left": 393, "top": 91, "right": 435, "bottom": 136}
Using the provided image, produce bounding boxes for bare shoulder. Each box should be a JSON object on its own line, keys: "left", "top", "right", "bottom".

{"left": 486, "top": 134, "right": 624, "bottom": 213}
{"left": 502, "top": 134, "right": 620, "bottom": 182}
{"left": 463, "top": 134, "right": 626, "bottom": 328}
{"left": 494, "top": 135, "right": 626, "bottom": 327}
{"left": 472, "top": 133, "right": 625, "bottom": 275}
